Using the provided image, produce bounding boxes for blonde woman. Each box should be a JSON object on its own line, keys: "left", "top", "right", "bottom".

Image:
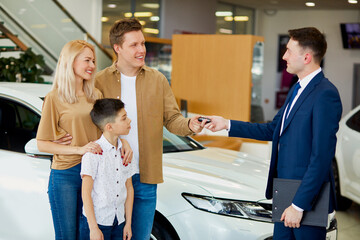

{"left": 37, "top": 40, "right": 109, "bottom": 239}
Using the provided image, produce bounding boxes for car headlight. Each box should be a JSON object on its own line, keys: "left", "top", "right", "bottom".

{"left": 182, "top": 193, "right": 272, "bottom": 222}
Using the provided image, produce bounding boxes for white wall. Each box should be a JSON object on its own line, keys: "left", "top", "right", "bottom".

{"left": 257, "top": 10, "right": 360, "bottom": 121}
{"left": 59, "top": 0, "right": 102, "bottom": 42}
{"left": 160, "top": 0, "right": 217, "bottom": 38}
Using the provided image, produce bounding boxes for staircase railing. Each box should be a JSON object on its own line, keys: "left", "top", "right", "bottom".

{"left": 0, "top": 0, "right": 113, "bottom": 73}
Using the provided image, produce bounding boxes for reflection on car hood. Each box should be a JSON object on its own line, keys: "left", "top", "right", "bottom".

{"left": 163, "top": 147, "right": 270, "bottom": 202}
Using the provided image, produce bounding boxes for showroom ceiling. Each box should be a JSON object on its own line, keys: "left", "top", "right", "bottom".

{"left": 224, "top": 0, "right": 360, "bottom": 10}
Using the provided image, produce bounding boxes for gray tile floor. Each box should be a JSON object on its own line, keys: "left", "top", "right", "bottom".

{"left": 336, "top": 203, "right": 360, "bottom": 239}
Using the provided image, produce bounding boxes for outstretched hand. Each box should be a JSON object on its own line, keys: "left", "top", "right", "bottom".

{"left": 188, "top": 115, "right": 207, "bottom": 133}
{"left": 204, "top": 116, "right": 230, "bottom": 132}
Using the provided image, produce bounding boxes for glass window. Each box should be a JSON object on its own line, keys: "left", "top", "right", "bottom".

{"left": 101, "top": 0, "right": 160, "bottom": 55}
{"left": 346, "top": 110, "right": 360, "bottom": 133}
{"left": 0, "top": 98, "right": 40, "bottom": 153}
{"left": 216, "top": 2, "right": 255, "bottom": 35}
{"left": 135, "top": 0, "right": 160, "bottom": 38}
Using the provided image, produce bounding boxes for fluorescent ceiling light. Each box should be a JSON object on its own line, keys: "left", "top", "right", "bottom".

{"left": 101, "top": 17, "right": 109, "bottom": 22}
{"left": 219, "top": 28, "right": 232, "bottom": 34}
{"left": 31, "top": 24, "right": 47, "bottom": 29}
{"left": 348, "top": 0, "right": 358, "bottom": 3}
{"left": 224, "top": 16, "right": 249, "bottom": 22}
{"left": 139, "top": 20, "right": 146, "bottom": 25}
{"left": 124, "top": 12, "right": 153, "bottom": 18}
{"left": 61, "top": 18, "right": 72, "bottom": 23}
{"left": 143, "top": 28, "right": 159, "bottom": 34}
{"left": 215, "top": 11, "right": 233, "bottom": 17}
{"left": 150, "top": 16, "right": 160, "bottom": 21}
{"left": 141, "top": 3, "right": 159, "bottom": 9}
{"left": 234, "top": 16, "right": 249, "bottom": 21}
{"left": 305, "top": 2, "right": 315, "bottom": 7}
{"left": 107, "top": 4, "right": 117, "bottom": 8}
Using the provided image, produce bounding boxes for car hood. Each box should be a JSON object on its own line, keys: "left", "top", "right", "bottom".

{"left": 163, "top": 147, "right": 270, "bottom": 202}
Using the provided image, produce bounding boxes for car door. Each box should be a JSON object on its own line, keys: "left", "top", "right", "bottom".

{"left": 0, "top": 97, "right": 40, "bottom": 153}
{"left": 341, "top": 108, "right": 360, "bottom": 199}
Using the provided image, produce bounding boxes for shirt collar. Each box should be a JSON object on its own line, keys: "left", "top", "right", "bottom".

{"left": 110, "top": 61, "right": 149, "bottom": 75}
{"left": 98, "top": 134, "right": 122, "bottom": 151}
{"left": 298, "top": 67, "right": 322, "bottom": 89}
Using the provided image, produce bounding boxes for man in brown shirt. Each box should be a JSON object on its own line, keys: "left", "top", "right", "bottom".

{"left": 95, "top": 18, "right": 204, "bottom": 240}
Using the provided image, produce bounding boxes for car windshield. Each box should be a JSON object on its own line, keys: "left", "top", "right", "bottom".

{"left": 163, "top": 128, "right": 204, "bottom": 153}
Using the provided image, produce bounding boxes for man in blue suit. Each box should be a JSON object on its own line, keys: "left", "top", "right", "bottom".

{"left": 205, "top": 27, "right": 342, "bottom": 240}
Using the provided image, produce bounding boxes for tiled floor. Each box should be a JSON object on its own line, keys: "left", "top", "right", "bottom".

{"left": 336, "top": 203, "right": 360, "bottom": 239}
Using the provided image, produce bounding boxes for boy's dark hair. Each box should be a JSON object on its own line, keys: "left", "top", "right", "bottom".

{"left": 90, "top": 98, "right": 125, "bottom": 131}
{"left": 109, "top": 18, "right": 143, "bottom": 54}
{"left": 288, "top": 27, "right": 327, "bottom": 64}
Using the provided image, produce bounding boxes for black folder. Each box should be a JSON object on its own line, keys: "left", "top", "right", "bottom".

{"left": 272, "top": 178, "right": 330, "bottom": 227}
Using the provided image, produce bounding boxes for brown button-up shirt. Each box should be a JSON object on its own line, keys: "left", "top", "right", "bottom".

{"left": 95, "top": 62, "right": 192, "bottom": 184}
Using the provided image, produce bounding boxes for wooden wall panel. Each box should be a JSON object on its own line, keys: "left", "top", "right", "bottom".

{"left": 171, "top": 34, "right": 264, "bottom": 121}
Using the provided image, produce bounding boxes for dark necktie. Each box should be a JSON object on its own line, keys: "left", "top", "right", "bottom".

{"left": 284, "top": 82, "right": 301, "bottom": 122}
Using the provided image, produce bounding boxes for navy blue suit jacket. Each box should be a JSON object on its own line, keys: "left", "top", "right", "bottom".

{"left": 229, "top": 71, "right": 342, "bottom": 212}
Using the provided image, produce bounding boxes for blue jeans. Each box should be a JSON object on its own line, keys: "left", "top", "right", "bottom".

{"left": 48, "top": 164, "right": 82, "bottom": 240}
{"left": 80, "top": 215, "right": 124, "bottom": 240}
{"left": 131, "top": 174, "right": 157, "bottom": 240}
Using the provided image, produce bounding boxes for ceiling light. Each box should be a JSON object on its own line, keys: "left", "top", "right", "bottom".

{"left": 234, "top": 16, "right": 249, "bottom": 21}
{"left": 305, "top": 2, "right": 315, "bottom": 7}
{"left": 61, "top": 18, "right": 72, "bottom": 23}
{"left": 215, "top": 11, "right": 233, "bottom": 17}
{"left": 101, "top": 17, "right": 109, "bottom": 22}
{"left": 348, "top": 0, "right": 358, "bottom": 3}
{"left": 141, "top": 3, "right": 159, "bottom": 9}
{"left": 150, "top": 16, "right": 160, "bottom": 21}
{"left": 139, "top": 20, "right": 146, "bottom": 25}
{"left": 31, "top": 24, "right": 47, "bottom": 29}
{"left": 124, "top": 12, "right": 153, "bottom": 18}
{"left": 143, "top": 28, "right": 159, "bottom": 34}
{"left": 224, "top": 16, "right": 233, "bottom": 21}
{"left": 107, "top": 4, "right": 117, "bottom": 8}
{"left": 219, "top": 28, "right": 232, "bottom": 34}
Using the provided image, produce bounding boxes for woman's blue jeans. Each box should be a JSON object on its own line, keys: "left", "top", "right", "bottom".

{"left": 48, "top": 163, "right": 82, "bottom": 240}
{"left": 131, "top": 173, "right": 157, "bottom": 240}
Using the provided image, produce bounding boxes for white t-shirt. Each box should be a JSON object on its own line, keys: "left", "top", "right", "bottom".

{"left": 81, "top": 135, "right": 136, "bottom": 226}
{"left": 120, "top": 73, "right": 140, "bottom": 174}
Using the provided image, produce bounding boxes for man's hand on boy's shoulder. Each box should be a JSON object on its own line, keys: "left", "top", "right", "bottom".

{"left": 120, "top": 139, "right": 133, "bottom": 166}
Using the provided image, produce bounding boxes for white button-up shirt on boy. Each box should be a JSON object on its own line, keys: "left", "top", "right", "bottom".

{"left": 81, "top": 135, "right": 136, "bottom": 226}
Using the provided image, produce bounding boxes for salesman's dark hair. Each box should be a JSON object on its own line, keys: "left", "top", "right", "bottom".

{"left": 90, "top": 98, "right": 125, "bottom": 131}
{"left": 288, "top": 27, "right": 327, "bottom": 64}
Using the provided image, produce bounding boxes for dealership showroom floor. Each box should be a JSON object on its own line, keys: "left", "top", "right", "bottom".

{"left": 335, "top": 203, "right": 360, "bottom": 239}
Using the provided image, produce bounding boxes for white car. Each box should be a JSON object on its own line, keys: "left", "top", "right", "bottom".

{"left": 334, "top": 104, "right": 360, "bottom": 210}
{"left": 0, "top": 82, "right": 337, "bottom": 240}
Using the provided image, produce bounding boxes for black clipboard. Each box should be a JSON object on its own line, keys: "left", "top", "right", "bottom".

{"left": 272, "top": 178, "right": 330, "bottom": 227}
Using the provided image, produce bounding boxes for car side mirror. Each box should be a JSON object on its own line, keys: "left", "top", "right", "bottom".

{"left": 25, "top": 138, "right": 53, "bottom": 159}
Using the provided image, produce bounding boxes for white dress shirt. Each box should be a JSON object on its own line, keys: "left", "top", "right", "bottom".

{"left": 81, "top": 135, "right": 136, "bottom": 226}
{"left": 280, "top": 68, "right": 322, "bottom": 135}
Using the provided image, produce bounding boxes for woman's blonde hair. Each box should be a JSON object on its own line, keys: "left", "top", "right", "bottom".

{"left": 52, "top": 40, "right": 97, "bottom": 103}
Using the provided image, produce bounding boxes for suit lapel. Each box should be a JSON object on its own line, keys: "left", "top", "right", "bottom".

{"left": 282, "top": 71, "right": 324, "bottom": 132}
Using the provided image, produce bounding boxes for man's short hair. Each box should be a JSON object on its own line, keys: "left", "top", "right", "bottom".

{"left": 90, "top": 98, "right": 125, "bottom": 131}
{"left": 288, "top": 27, "right": 327, "bottom": 64}
{"left": 109, "top": 18, "right": 143, "bottom": 53}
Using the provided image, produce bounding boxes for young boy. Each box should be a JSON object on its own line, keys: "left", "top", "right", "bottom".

{"left": 80, "top": 98, "right": 135, "bottom": 240}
